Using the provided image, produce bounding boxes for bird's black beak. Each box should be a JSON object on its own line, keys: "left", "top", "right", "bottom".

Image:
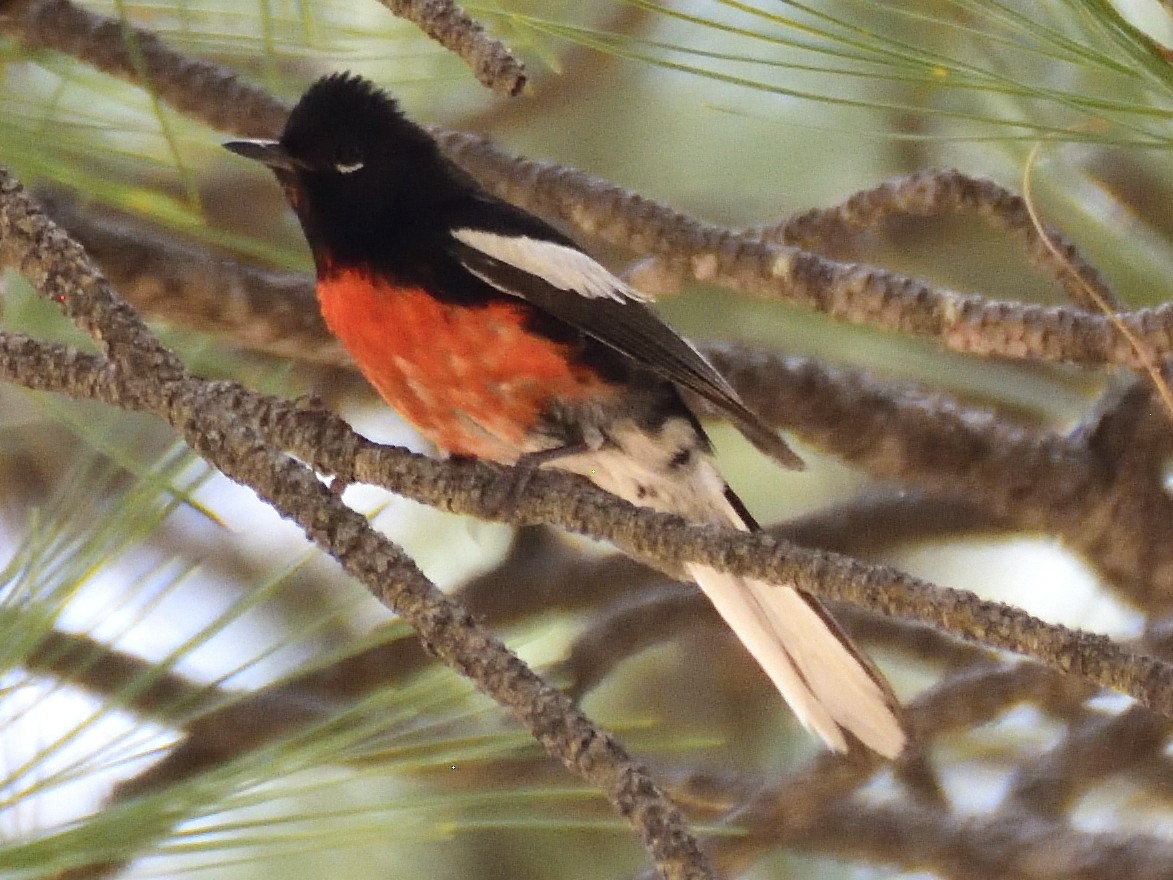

{"left": 223, "top": 138, "right": 304, "bottom": 170}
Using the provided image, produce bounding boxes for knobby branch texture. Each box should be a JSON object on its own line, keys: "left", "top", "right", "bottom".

{"left": 4, "top": 2, "right": 1173, "bottom": 879}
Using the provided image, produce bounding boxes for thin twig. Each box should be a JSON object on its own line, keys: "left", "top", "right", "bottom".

{"left": 373, "top": 0, "right": 525, "bottom": 96}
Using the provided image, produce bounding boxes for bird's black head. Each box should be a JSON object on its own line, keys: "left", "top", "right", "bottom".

{"left": 226, "top": 73, "right": 469, "bottom": 274}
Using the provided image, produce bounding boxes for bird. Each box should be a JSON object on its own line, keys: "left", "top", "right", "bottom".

{"left": 224, "top": 72, "right": 905, "bottom": 758}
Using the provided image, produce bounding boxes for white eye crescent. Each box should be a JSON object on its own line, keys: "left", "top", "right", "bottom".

{"left": 333, "top": 144, "right": 364, "bottom": 174}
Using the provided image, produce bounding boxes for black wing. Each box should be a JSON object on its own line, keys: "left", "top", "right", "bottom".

{"left": 445, "top": 203, "right": 802, "bottom": 469}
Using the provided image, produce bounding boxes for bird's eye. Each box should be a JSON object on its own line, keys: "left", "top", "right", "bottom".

{"left": 333, "top": 144, "right": 364, "bottom": 174}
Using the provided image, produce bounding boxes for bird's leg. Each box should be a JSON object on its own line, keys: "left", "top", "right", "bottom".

{"left": 481, "top": 443, "right": 592, "bottom": 519}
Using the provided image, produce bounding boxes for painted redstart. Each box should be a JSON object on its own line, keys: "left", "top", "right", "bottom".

{"left": 225, "top": 73, "right": 904, "bottom": 758}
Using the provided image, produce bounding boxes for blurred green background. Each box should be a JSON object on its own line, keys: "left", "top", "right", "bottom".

{"left": 2, "top": 1, "right": 1172, "bottom": 878}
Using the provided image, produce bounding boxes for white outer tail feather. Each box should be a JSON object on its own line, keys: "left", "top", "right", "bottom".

{"left": 685, "top": 562, "right": 905, "bottom": 758}
{"left": 694, "top": 488, "right": 905, "bottom": 759}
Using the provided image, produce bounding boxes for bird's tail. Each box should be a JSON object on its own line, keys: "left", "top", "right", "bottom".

{"left": 684, "top": 557, "right": 905, "bottom": 758}
{"left": 548, "top": 421, "right": 905, "bottom": 758}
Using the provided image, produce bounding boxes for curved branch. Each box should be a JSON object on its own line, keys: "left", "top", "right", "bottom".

{"left": 771, "top": 168, "right": 1122, "bottom": 312}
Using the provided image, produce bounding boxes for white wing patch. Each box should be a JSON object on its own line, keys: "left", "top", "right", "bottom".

{"left": 453, "top": 229, "right": 650, "bottom": 303}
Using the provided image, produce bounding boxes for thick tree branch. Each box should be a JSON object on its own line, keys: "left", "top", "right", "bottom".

{"left": 5, "top": 331, "right": 1173, "bottom": 729}
{"left": 706, "top": 663, "right": 1110, "bottom": 879}
{"left": 797, "top": 800, "right": 1173, "bottom": 880}
{"left": 703, "top": 345, "right": 1173, "bottom": 610}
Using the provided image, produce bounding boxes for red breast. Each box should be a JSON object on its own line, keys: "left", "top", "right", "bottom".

{"left": 317, "top": 267, "right": 617, "bottom": 461}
